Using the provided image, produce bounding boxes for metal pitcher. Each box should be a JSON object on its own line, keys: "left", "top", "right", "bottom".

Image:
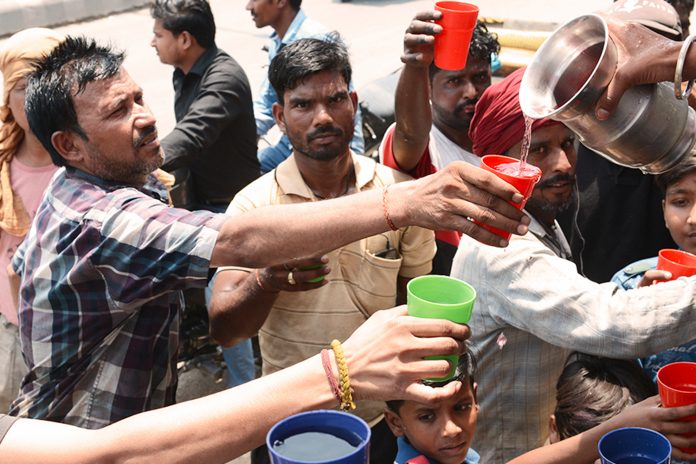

{"left": 519, "top": 14, "right": 696, "bottom": 174}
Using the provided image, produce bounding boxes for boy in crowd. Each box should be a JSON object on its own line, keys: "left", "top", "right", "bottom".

{"left": 384, "top": 353, "right": 480, "bottom": 464}
{"left": 612, "top": 152, "right": 696, "bottom": 382}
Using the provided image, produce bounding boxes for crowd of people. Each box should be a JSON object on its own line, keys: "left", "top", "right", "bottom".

{"left": 2, "top": 0, "right": 696, "bottom": 463}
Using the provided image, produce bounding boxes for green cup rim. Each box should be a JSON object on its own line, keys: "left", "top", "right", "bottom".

{"left": 407, "top": 275, "right": 476, "bottom": 324}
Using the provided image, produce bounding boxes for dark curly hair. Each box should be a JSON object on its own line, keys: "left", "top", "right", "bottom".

{"left": 430, "top": 20, "right": 500, "bottom": 77}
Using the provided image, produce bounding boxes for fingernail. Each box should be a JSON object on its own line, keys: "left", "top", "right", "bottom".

{"left": 516, "top": 224, "right": 528, "bottom": 235}
{"left": 321, "top": 255, "right": 329, "bottom": 262}
{"left": 665, "top": 272, "right": 672, "bottom": 279}
{"left": 499, "top": 238, "right": 509, "bottom": 247}
{"left": 596, "top": 108, "right": 609, "bottom": 120}
{"left": 512, "top": 193, "right": 524, "bottom": 203}
{"left": 521, "top": 215, "right": 531, "bottom": 225}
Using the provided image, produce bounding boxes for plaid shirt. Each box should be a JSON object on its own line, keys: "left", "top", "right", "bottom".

{"left": 9, "top": 168, "right": 225, "bottom": 428}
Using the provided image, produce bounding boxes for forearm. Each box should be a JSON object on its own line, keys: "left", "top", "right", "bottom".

{"left": 1, "top": 355, "right": 335, "bottom": 464}
{"left": 209, "top": 271, "right": 277, "bottom": 346}
{"left": 507, "top": 420, "right": 612, "bottom": 464}
{"left": 211, "top": 186, "right": 404, "bottom": 268}
{"left": 393, "top": 65, "right": 433, "bottom": 171}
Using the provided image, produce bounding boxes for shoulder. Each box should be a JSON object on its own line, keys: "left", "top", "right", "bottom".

{"left": 611, "top": 256, "right": 658, "bottom": 290}
{"left": 204, "top": 50, "right": 251, "bottom": 85}
{"left": 227, "top": 171, "right": 280, "bottom": 214}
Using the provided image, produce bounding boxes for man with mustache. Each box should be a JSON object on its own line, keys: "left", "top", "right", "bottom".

{"left": 452, "top": 68, "right": 696, "bottom": 462}
{"left": 7, "top": 35, "right": 531, "bottom": 429}
{"left": 245, "top": 0, "right": 363, "bottom": 174}
{"left": 209, "top": 36, "right": 435, "bottom": 464}
{"left": 381, "top": 12, "right": 500, "bottom": 275}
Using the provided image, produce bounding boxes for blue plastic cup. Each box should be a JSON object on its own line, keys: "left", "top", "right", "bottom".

{"left": 598, "top": 427, "right": 672, "bottom": 464}
{"left": 267, "top": 410, "right": 371, "bottom": 464}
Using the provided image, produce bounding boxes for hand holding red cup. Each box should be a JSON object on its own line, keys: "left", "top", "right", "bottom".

{"left": 657, "top": 362, "right": 696, "bottom": 453}
{"left": 476, "top": 155, "right": 541, "bottom": 241}
{"left": 433, "top": 1, "right": 479, "bottom": 71}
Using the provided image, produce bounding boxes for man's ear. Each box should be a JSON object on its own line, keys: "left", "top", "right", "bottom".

{"left": 548, "top": 414, "right": 560, "bottom": 444}
{"left": 350, "top": 90, "right": 358, "bottom": 117}
{"left": 384, "top": 409, "right": 405, "bottom": 437}
{"left": 180, "top": 31, "right": 194, "bottom": 50}
{"left": 272, "top": 102, "right": 286, "bottom": 134}
{"left": 51, "top": 131, "right": 82, "bottom": 164}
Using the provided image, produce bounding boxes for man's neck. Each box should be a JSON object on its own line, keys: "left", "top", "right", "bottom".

{"left": 526, "top": 205, "right": 556, "bottom": 230}
{"left": 435, "top": 122, "right": 473, "bottom": 152}
{"left": 294, "top": 151, "right": 355, "bottom": 199}
{"left": 273, "top": 8, "right": 300, "bottom": 40}
{"left": 14, "top": 132, "right": 54, "bottom": 168}
{"left": 177, "top": 46, "right": 208, "bottom": 76}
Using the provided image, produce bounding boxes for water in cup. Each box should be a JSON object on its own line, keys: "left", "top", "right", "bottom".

{"left": 614, "top": 458, "right": 657, "bottom": 464}
{"left": 272, "top": 431, "right": 359, "bottom": 461}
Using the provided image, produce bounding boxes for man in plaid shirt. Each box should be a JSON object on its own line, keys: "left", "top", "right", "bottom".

{"left": 6, "top": 36, "right": 530, "bottom": 428}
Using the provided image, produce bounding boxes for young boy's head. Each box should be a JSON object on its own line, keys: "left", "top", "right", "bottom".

{"left": 384, "top": 350, "right": 478, "bottom": 464}
{"left": 657, "top": 152, "right": 696, "bottom": 255}
{"left": 548, "top": 353, "right": 656, "bottom": 443}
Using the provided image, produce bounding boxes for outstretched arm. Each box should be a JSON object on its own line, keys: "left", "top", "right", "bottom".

{"left": 392, "top": 11, "right": 442, "bottom": 171}
{"left": 210, "top": 161, "right": 531, "bottom": 268}
{"left": 508, "top": 396, "right": 696, "bottom": 464}
{"left": 0, "top": 307, "right": 469, "bottom": 464}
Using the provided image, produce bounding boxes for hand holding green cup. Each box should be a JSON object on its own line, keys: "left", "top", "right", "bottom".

{"left": 407, "top": 275, "right": 476, "bottom": 381}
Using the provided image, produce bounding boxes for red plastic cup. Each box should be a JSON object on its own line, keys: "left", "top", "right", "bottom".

{"left": 434, "top": 1, "right": 479, "bottom": 71}
{"left": 477, "top": 154, "right": 541, "bottom": 241}
{"left": 657, "top": 249, "right": 696, "bottom": 280}
{"left": 657, "top": 362, "right": 696, "bottom": 453}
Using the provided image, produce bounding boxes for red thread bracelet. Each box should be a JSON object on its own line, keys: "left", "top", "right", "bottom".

{"left": 382, "top": 186, "right": 398, "bottom": 231}
{"left": 321, "top": 348, "right": 342, "bottom": 404}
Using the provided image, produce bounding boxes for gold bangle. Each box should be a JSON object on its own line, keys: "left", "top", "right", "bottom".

{"left": 330, "top": 339, "right": 356, "bottom": 411}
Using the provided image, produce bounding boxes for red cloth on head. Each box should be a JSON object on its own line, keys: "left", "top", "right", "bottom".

{"left": 469, "top": 67, "right": 560, "bottom": 157}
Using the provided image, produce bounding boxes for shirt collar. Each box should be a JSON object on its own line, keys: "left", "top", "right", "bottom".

{"left": 274, "top": 151, "right": 375, "bottom": 199}
{"left": 271, "top": 9, "right": 307, "bottom": 47}
{"left": 65, "top": 167, "right": 168, "bottom": 203}
{"left": 174, "top": 46, "right": 217, "bottom": 79}
{"left": 525, "top": 210, "right": 572, "bottom": 259}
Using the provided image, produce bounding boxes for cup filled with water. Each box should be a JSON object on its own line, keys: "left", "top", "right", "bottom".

{"left": 597, "top": 427, "right": 671, "bottom": 464}
{"left": 267, "top": 410, "right": 370, "bottom": 464}
{"left": 478, "top": 154, "right": 542, "bottom": 241}
{"left": 657, "top": 361, "right": 696, "bottom": 453}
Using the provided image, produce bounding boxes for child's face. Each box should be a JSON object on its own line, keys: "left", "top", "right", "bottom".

{"left": 663, "top": 170, "right": 696, "bottom": 254}
{"left": 385, "top": 383, "right": 478, "bottom": 464}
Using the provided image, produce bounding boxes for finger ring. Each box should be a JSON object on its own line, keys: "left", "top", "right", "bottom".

{"left": 287, "top": 271, "right": 296, "bottom": 285}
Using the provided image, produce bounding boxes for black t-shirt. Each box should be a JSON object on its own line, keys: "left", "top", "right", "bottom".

{"left": 557, "top": 144, "right": 676, "bottom": 282}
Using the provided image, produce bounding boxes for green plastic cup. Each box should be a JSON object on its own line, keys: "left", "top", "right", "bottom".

{"left": 407, "top": 275, "right": 476, "bottom": 381}
{"left": 302, "top": 264, "right": 325, "bottom": 283}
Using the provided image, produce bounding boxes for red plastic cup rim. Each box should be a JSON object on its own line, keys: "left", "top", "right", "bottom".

{"left": 435, "top": 1, "right": 479, "bottom": 14}
{"left": 658, "top": 249, "right": 696, "bottom": 269}
{"left": 657, "top": 362, "right": 696, "bottom": 395}
{"left": 480, "top": 154, "right": 542, "bottom": 180}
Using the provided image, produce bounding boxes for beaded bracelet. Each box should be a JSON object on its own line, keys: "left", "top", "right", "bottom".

{"left": 330, "top": 339, "right": 356, "bottom": 411}
{"left": 382, "top": 186, "right": 398, "bottom": 231}
{"left": 321, "top": 349, "right": 342, "bottom": 405}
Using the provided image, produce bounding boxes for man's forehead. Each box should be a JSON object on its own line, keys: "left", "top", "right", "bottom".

{"left": 290, "top": 71, "right": 348, "bottom": 93}
{"left": 73, "top": 69, "right": 140, "bottom": 112}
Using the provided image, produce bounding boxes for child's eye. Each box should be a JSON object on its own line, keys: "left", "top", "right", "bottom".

{"left": 670, "top": 198, "right": 690, "bottom": 208}
{"left": 417, "top": 413, "right": 435, "bottom": 423}
{"left": 455, "top": 402, "right": 473, "bottom": 412}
